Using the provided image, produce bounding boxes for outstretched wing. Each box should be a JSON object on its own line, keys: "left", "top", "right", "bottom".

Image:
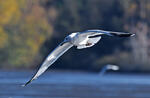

{"left": 79, "top": 30, "right": 102, "bottom": 37}
{"left": 80, "top": 30, "right": 135, "bottom": 37}
{"left": 23, "top": 42, "right": 73, "bottom": 86}
{"left": 108, "top": 31, "right": 135, "bottom": 37}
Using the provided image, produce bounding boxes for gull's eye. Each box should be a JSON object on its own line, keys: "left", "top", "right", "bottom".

{"left": 65, "top": 37, "right": 69, "bottom": 40}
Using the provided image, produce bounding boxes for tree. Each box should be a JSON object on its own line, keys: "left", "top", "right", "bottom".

{"left": 121, "top": 0, "right": 150, "bottom": 71}
{"left": 0, "top": 0, "right": 55, "bottom": 68}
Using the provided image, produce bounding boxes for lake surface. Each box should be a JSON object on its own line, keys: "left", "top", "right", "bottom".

{"left": 1, "top": 70, "right": 150, "bottom": 98}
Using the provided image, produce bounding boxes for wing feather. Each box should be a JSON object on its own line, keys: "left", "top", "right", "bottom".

{"left": 23, "top": 42, "right": 73, "bottom": 86}
{"left": 79, "top": 29, "right": 134, "bottom": 37}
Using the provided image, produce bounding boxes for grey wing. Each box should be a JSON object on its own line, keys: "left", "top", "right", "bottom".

{"left": 80, "top": 30, "right": 135, "bottom": 37}
{"left": 79, "top": 30, "right": 102, "bottom": 37}
{"left": 108, "top": 31, "right": 135, "bottom": 37}
{"left": 23, "top": 42, "right": 73, "bottom": 86}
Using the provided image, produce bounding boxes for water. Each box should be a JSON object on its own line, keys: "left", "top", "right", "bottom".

{"left": 1, "top": 70, "right": 150, "bottom": 98}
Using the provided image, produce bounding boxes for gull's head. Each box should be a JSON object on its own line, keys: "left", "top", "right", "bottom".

{"left": 64, "top": 35, "right": 72, "bottom": 42}
{"left": 64, "top": 33, "right": 78, "bottom": 42}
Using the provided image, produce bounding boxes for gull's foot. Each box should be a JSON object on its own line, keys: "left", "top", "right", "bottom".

{"left": 86, "top": 42, "right": 92, "bottom": 46}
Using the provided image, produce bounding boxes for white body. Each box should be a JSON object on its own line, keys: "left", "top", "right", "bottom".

{"left": 69, "top": 32, "right": 101, "bottom": 49}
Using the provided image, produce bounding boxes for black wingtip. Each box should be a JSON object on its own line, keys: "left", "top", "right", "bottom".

{"left": 119, "top": 33, "right": 134, "bottom": 37}
{"left": 22, "top": 79, "right": 34, "bottom": 87}
{"left": 110, "top": 32, "right": 135, "bottom": 37}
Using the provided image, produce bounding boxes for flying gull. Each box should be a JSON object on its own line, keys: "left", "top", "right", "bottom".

{"left": 99, "top": 64, "right": 119, "bottom": 76}
{"left": 23, "top": 29, "right": 134, "bottom": 86}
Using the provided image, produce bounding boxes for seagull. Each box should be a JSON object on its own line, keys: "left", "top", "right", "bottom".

{"left": 23, "top": 29, "right": 134, "bottom": 86}
{"left": 99, "top": 64, "right": 119, "bottom": 76}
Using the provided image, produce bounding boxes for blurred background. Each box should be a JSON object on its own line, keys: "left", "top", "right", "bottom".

{"left": 0, "top": 0, "right": 150, "bottom": 98}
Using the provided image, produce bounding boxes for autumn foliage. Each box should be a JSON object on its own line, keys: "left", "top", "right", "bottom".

{"left": 0, "top": 0, "right": 150, "bottom": 72}
{"left": 0, "top": 0, "right": 53, "bottom": 68}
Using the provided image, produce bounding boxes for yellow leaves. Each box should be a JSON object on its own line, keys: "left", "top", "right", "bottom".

{"left": 26, "top": 38, "right": 39, "bottom": 55}
{"left": 0, "top": 27, "right": 8, "bottom": 48}
{"left": 23, "top": 6, "right": 52, "bottom": 56}
{"left": 17, "top": 0, "right": 26, "bottom": 8}
{"left": 0, "top": 0, "right": 54, "bottom": 68}
{"left": 0, "top": 0, "right": 21, "bottom": 25}
{"left": 125, "top": 3, "right": 137, "bottom": 16}
{"left": 24, "top": 3, "right": 52, "bottom": 37}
